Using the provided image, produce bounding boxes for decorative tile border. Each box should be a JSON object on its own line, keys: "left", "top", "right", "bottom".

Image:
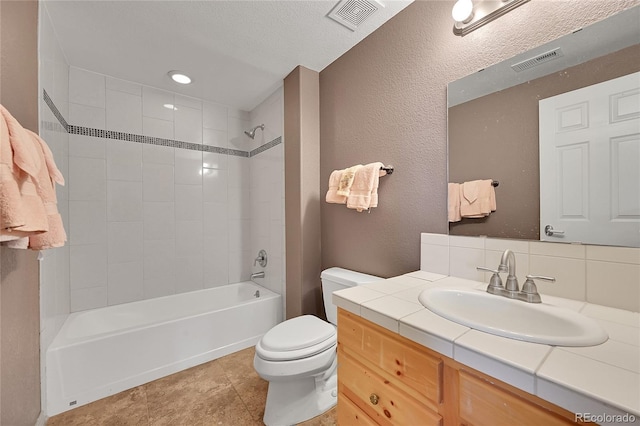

{"left": 43, "top": 89, "right": 281, "bottom": 158}
{"left": 40, "top": 120, "right": 67, "bottom": 134}
{"left": 250, "top": 136, "right": 282, "bottom": 157}
{"left": 43, "top": 90, "right": 69, "bottom": 131}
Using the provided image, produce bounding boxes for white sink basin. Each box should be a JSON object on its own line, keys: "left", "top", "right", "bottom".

{"left": 418, "top": 287, "right": 608, "bottom": 347}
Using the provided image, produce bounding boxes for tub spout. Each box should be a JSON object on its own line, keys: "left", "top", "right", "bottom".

{"left": 251, "top": 271, "right": 265, "bottom": 280}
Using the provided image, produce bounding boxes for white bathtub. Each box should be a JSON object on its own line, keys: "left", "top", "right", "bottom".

{"left": 46, "top": 282, "right": 281, "bottom": 416}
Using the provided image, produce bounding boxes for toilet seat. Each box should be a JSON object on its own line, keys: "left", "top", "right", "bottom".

{"left": 256, "top": 315, "right": 336, "bottom": 362}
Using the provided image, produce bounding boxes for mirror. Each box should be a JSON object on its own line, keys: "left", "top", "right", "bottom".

{"left": 447, "top": 6, "right": 640, "bottom": 247}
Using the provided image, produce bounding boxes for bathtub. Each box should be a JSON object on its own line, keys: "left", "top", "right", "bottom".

{"left": 46, "top": 282, "right": 281, "bottom": 416}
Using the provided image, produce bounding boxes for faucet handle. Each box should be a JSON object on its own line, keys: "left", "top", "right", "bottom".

{"left": 526, "top": 274, "right": 556, "bottom": 283}
{"left": 521, "top": 274, "right": 555, "bottom": 295}
{"left": 476, "top": 266, "right": 503, "bottom": 292}
{"left": 476, "top": 266, "right": 500, "bottom": 274}
{"left": 254, "top": 249, "right": 267, "bottom": 267}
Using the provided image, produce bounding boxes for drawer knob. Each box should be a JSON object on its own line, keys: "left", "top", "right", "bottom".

{"left": 369, "top": 393, "right": 379, "bottom": 405}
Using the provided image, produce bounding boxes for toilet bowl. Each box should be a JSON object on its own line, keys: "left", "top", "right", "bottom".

{"left": 253, "top": 267, "right": 382, "bottom": 426}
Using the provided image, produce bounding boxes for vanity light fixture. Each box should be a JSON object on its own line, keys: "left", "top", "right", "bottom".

{"left": 451, "top": 0, "right": 473, "bottom": 24}
{"left": 452, "top": 0, "right": 531, "bottom": 37}
{"left": 168, "top": 71, "right": 192, "bottom": 85}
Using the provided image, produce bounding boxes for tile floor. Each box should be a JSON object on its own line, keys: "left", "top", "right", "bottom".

{"left": 47, "top": 347, "right": 337, "bottom": 426}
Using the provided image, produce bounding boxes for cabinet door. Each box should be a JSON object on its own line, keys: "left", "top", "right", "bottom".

{"left": 458, "top": 370, "right": 575, "bottom": 426}
{"left": 338, "top": 392, "right": 379, "bottom": 426}
{"left": 339, "top": 353, "right": 443, "bottom": 426}
{"left": 338, "top": 309, "right": 443, "bottom": 407}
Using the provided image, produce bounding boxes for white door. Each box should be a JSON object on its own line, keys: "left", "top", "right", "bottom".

{"left": 539, "top": 72, "right": 640, "bottom": 247}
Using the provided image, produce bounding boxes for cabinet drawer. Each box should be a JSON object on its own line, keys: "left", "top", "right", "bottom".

{"left": 338, "top": 309, "right": 442, "bottom": 406}
{"left": 458, "top": 370, "right": 576, "bottom": 426}
{"left": 338, "top": 392, "right": 379, "bottom": 426}
{"left": 339, "top": 352, "right": 442, "bottom": 426}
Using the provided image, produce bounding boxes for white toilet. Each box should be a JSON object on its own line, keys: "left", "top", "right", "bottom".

{"left": 253, "top": 267, "right": 382, "bottom": 426}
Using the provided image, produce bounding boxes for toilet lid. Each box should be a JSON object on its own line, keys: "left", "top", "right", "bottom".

{"left": 256, "top": 315, "right": 337, "bottom": 361}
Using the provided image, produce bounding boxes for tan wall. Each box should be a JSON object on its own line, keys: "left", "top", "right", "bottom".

{"left": 284, "top": 67, "right": 322, "bottom": 318}
{"left": 0, "top": 0, "right": 42, "bottom": 424}
{"left": 319, "top": 0, "right": 635, "bottom": 278}
{"left": 449, "top": 44, "right": 640, "bottom": 240}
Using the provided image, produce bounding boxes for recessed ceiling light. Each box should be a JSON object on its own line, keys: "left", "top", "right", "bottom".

{"left": 163, "top": 104, "right": 178, "bottom": 110}
{"left": 168, "top": 71, "right": 192, "bottom": 85}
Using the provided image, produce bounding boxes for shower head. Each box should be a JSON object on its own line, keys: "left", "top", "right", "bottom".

{"left": 244, "top": 124, "right": 265, "bottom": 139}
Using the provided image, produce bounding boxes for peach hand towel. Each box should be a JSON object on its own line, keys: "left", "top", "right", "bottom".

{"left": 448, "top": 183, "right": 461, "bottom": 222}
{"left": 347, "top": 162, "right": 385, "bottom": 212}
{"left": 460, "top": 179, "right": 496, "bottom": 218}
{"left": 0, "top": 104, "right": 49, "bottom": 240}
{"left": 326, "top": 170, "right": 347, "bottom": 204}
{"left": 26, "top": 130, "right": 67, "bottom": 249}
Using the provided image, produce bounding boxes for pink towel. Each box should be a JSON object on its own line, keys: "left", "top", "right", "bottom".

{"left": 326, "top": 170, "right": 347, "bottom": 204}
{"left": 26, "top": 130, "right": 67, "bottom": 249}
{"left": 347, "top": 162, "right": 386, "bottom": 212}
{"left": 0, "top": 104, "right": 66, "bottom": 249}
{"left": 460, "top": 179, "right": 496, "bottom": 218}
{"left": 0, "top": 105, "right": 49, "bottom": 239}
{"left": 448, "top": 183, "right": 461, "bottom": 222}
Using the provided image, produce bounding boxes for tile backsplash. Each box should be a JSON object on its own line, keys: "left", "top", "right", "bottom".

{"left": 421, "top": 233, "right": 640, "bottom": 312}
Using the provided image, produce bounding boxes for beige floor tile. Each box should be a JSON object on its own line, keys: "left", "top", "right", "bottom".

{"left": 203, "top": 384, "right": 263, "bottom": 426}
{"left": 297, "top": 407, "right": 337, "bottom": 426}
{"left": 47, "top": 386, "right": 149, "bottom": 426}
{"left": 233, "top": 374, "right": 269, "bottom": 422}
{"left": 45, "top": 346, "right": 336, "bottom": 426}
{"left": 145, "top": 360, "right": 234, "bottom": 425}
{"left": 218, "top": 346, "right": 260, "bottom": 386}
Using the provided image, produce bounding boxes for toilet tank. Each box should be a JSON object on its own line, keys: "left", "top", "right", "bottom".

{"left": 321, "top": 267, "right": 383, "bottom": 325}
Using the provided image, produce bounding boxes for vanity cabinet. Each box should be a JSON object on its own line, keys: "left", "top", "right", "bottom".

{"left": 337, "top": 309, "right": 579, "bottom": 426}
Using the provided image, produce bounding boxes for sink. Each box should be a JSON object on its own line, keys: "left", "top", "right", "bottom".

{"left": 418, "top": 287, "right": 608, "bottom": 347}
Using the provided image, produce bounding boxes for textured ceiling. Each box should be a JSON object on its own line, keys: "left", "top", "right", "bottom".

{"left": 44, "top": 0, "right": 413, "bottom": 111}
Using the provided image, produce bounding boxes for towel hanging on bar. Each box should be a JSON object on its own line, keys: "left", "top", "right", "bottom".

{"left": 326, "top": 162, "right": 392, "bottom": 211}
{"left": 448, "top": 179, "right": 497, "bottom": 222}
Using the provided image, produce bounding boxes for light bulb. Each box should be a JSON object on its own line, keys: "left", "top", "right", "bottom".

{"left": 168, "top": 71, "right": 192, "bottom": 85}
{"left": 452, "top": 0, "right": 473, "bottom": 23}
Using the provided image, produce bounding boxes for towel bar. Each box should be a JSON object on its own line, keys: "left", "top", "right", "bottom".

{"left": 381, "top": 165, "right": 394, "bottom": 175}
{"left": 492, "top": 180, "right": 499, "bottom": 187}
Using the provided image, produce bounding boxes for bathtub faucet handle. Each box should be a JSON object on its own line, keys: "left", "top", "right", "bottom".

{"left": 254, "top": 249, "right": 267, "bottom": 267}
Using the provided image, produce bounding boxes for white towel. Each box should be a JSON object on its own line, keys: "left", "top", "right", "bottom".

{"left": 326, "top": 170, "right": 347, "bottom": 204}
{"left": 337, "top": 165, "right": 362, "bottom": 196}
{"left": 448, "top": 183, "right": 461, "bottom": 222}
{"left": 347, "top": 162, "right": 385, "bottom": 212}
{"left": 460, "top": 179, "right": 496, "bottom": 218}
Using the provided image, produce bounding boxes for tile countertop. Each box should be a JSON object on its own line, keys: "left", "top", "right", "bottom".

{"left": 333, "top": 271, "right": 640, "bottom": 424}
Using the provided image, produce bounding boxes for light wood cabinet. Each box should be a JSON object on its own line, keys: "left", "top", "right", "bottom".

{"left": 337, "top": 309, "right": 579, "bottom": 426}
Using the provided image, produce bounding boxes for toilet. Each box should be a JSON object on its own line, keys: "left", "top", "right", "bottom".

{"left": 253, "top": 267, "right": 382, "bottom": 426}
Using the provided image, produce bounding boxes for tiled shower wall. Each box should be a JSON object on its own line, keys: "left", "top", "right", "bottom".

{"left": 59, "top": 66, "right": 283, "bottom": 312}
{"left": 38, "top": 2, "right": 71, "bottom": 416}
{"left": 248, "top": 89, "right": 286, "bottom": 303}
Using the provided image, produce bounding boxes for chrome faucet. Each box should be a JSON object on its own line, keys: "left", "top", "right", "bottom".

{"left": 251, "top": 271, "right": 265, "bottom": 280}
{"left": 477, "top": 249, "right": 555, "bottom": 303}
{"left": 499, "top": 249, "right": 519, "bottom": 293}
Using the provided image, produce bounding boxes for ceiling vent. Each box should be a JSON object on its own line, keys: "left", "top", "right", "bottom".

{"left": 511, "top": 48, "right": 565, "bottom": 72}
{"left": 327, "top": 0, "right": 384, "bottom": 32}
